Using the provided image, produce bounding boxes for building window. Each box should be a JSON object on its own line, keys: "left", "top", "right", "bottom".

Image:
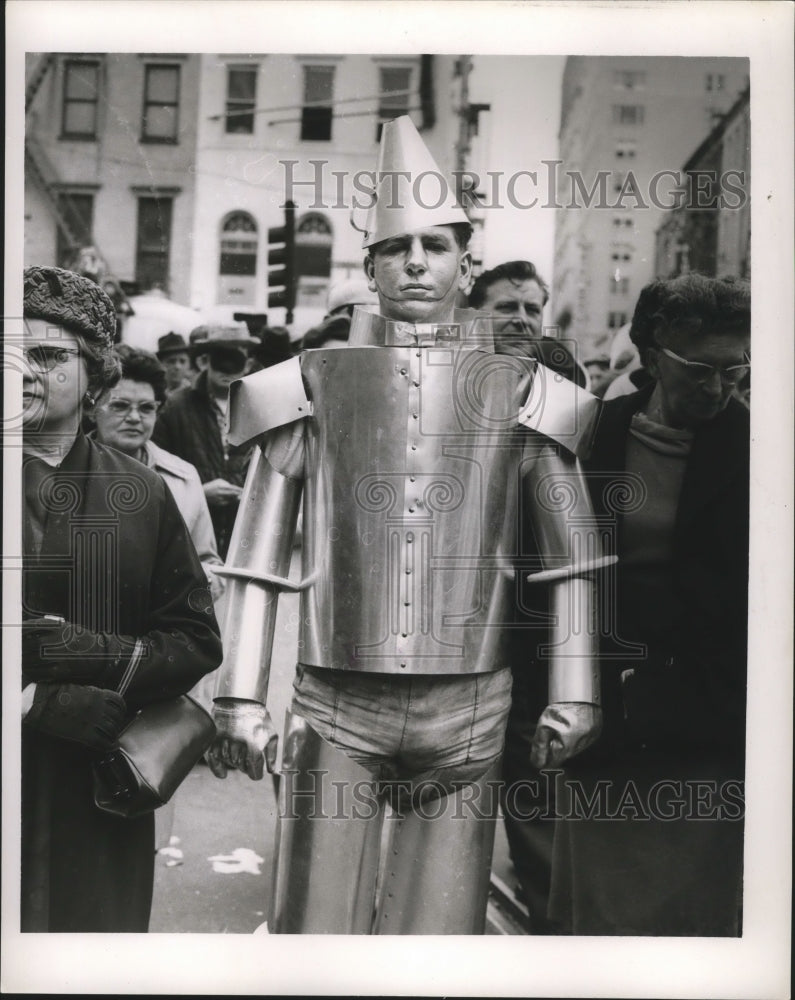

{"left": 611, "top": 247, "right": 633, "bottom": 263}
{"left": 301, "top": 65, "right": 335, "bottom": 141}
{"left": 296, "top": 212, "right": 333, "bottom": 278}
{"left": 615, "top": 141, "right": 636, "bottom": 160}
{"left": 613, "top": 70, "right": 646, "bottom": 90}
{"left": 705, "top": 73, "right": 725, "bottom": 93}
{"left": 376, "top": 66, "right": 412, "bottom": 141}
{"left": 135, "top": 196, "right": 173, "bottom": 291}
{"left": 608, "top": 311, "right": 628, "bottom": 329}
{"left": 61, "top": 60, "right": 99, "bottom": 139}
{"left": 610, "top": 276, "right": 630, "bottom": 295}
{"left": 225, "top": 67, "right": 257, "bottom": 134}
{"left": 612, "top": 104, "right": 645, "bottom": 126}
{"left": 141, "top": 64, "right": 180, "bottom": 143}
{"left": 220, "top": 211, "right": 258, "bottom": 276}
{"left": 612, "top": 216, "right": 634, "bottom": 230}
{"left": 55, "top": 192, "right": 94, "bottom": 268}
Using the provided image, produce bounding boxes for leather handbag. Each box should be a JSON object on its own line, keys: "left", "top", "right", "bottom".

{"left": 93, "top": 693, "right": 216, "bottom": 819}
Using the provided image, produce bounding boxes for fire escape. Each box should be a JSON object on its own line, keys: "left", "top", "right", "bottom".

{"left": 25, "top": 54, "right": 131, "bottom": 321}
{"left": 25, "top": 55, "right": 87, "bottom": 254}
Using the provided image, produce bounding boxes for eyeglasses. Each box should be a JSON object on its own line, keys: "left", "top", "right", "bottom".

{"left": 23, "top": 344, "right": 82, "bottom": 372}
{"left": 103, "top": 400, "right": 160, "bottom": 418}
{"left": 658, "top": 346, "right": 751, "bottom": 386}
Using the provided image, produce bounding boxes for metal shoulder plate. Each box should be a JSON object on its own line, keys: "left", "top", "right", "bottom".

{"left": 228, "top": 356, "right": 312, "bottom": 447}
{"left": 518, "top": 362, "right": 602, "bottom": 459}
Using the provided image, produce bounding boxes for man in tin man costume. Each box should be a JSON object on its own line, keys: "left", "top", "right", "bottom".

{"left": 208, "top": 117, "right": 612, "bottom": 934}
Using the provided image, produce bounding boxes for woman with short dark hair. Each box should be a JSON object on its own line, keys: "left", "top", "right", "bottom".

{"left": 89, "top": 344, "right": 223, "bottom": 602}
{"left": 21, "top": 266, "right": 222, "bottom": 932}
{"left": 548, "top": 273, "right": 751, "bottom": 936}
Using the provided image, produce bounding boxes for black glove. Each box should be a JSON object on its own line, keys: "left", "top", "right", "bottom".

{"left": 22, "top": 617, "right": 128, "bottom": 686}
{"left": 23, "top": 683, "right": 127, "bottom": 751}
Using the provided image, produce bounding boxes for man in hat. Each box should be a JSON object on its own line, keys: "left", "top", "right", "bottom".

{"left": 207, "top": 117, "right": 607, "bottom": 934}
{"left": 246, "top": 325, "right": 296, "bottom": 373}
{"left": 583, "top": 354, "right": 614, "bottom": 398}
{"left": 156, "top": 331, "right": 193, "bottom": 396}
{"left": 152, "top": 324, "right": 259, "bottom": 558}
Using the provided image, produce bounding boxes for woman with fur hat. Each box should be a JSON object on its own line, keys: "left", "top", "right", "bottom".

{"left": 20, "top": 266, "right": 222, "bottom": 932}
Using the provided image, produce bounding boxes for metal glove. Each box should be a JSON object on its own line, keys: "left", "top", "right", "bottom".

{"left": 530, "top": 702, "right": 603, "bottom": 769}
{"left": 208, "top": 698, "right": 278, "bottom": 781}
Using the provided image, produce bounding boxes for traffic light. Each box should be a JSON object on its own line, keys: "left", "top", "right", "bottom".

{"left": 267, "top": 200, "right": 296, "bottom": 324}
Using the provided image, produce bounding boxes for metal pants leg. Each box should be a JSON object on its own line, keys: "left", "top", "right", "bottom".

{"left": 270, "top": 710, "right": 385, "bottom": 934}
{"left": 373, "top": 761, "right": 501, "bottom": 935}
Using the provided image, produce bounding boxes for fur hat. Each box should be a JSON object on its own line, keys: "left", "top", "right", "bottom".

{"left": 24, "top": 265, "right": 117, "bottom": 349}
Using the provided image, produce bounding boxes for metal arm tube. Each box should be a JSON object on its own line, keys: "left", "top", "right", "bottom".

{"left": 213, "top": 442, "right": 303, "bottom": 704}
{"left": 545, "top": 578, "right": 600, "bottom": 704}
{"left": 524, "top": 443, "right": 603, "bottom": 706}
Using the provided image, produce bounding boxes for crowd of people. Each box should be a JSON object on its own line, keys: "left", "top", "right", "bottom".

{"left": 19, "top": 119, "right": 751, "bottom": 937}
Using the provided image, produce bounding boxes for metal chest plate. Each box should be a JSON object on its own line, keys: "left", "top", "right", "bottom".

{"left": 297, "top": 346, "right": 526, "bottom": 674}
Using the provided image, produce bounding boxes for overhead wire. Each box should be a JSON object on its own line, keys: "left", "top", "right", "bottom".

{"left": 267, "top": 105, "right": 422, "bottom": 127}
{"left": 209, "top": 89, "right": 416, "bottom": 122}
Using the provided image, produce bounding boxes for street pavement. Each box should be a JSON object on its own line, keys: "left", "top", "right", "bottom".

{"left": 150, "top": 760, "right": 519, "bottom": 934}
{"left": 149, "top": 547, "right": 520, "bottom": 934}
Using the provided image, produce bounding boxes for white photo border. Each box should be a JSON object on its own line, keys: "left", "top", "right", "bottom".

{"left": 3, "top": 2, "right": 792, "bottom": 997}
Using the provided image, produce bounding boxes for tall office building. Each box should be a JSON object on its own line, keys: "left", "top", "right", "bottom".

{"left": 655, "top": 87, "right": 750, "bottom": 280}
{"left": 552, "top": 56, "right": 748, "bottom": 357}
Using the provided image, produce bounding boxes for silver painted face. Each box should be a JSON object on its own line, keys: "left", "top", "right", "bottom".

{"left": 364, "top": 227, "right": 472, "bottom": 325}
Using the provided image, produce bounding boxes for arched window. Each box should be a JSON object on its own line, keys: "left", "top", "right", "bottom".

{"left": 296, "top": 212, "right": 332, "bottom": 278}
{"left": 297, "top": 212, "right": 332, "bottom": 238}
{"left": 220, "top": 211, "right": 258, "bottom": 276}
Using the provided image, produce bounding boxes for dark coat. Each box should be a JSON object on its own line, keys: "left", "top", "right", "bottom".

{"left": 548, "top": 386, "right": 750, "bottom": 936}
{"left": 584, "top": 384, "right": 749, "bottom": 757}
{"left": 152, "top": 370, "right": 252, "bottom": 556}
{"left": 22, "top": 434, "right": 222, "bottom": 932}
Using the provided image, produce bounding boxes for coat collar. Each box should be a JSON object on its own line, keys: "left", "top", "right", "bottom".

{"left": 145, "top": 440, "right": 192, "bottom": 481}
{"left": 588, "top": 385, "right": 749, "bottom": 530}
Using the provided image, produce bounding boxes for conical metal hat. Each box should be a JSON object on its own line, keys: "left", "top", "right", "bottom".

{"left": 354, "top": 115, "right": 469, "bottom": 248}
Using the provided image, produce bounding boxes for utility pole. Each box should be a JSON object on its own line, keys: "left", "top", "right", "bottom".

{"left": 453, "top": 56, "right": 490, "bottom": 277}
{"left": 455, "top": 56, "right": 473, "bottom": 173}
